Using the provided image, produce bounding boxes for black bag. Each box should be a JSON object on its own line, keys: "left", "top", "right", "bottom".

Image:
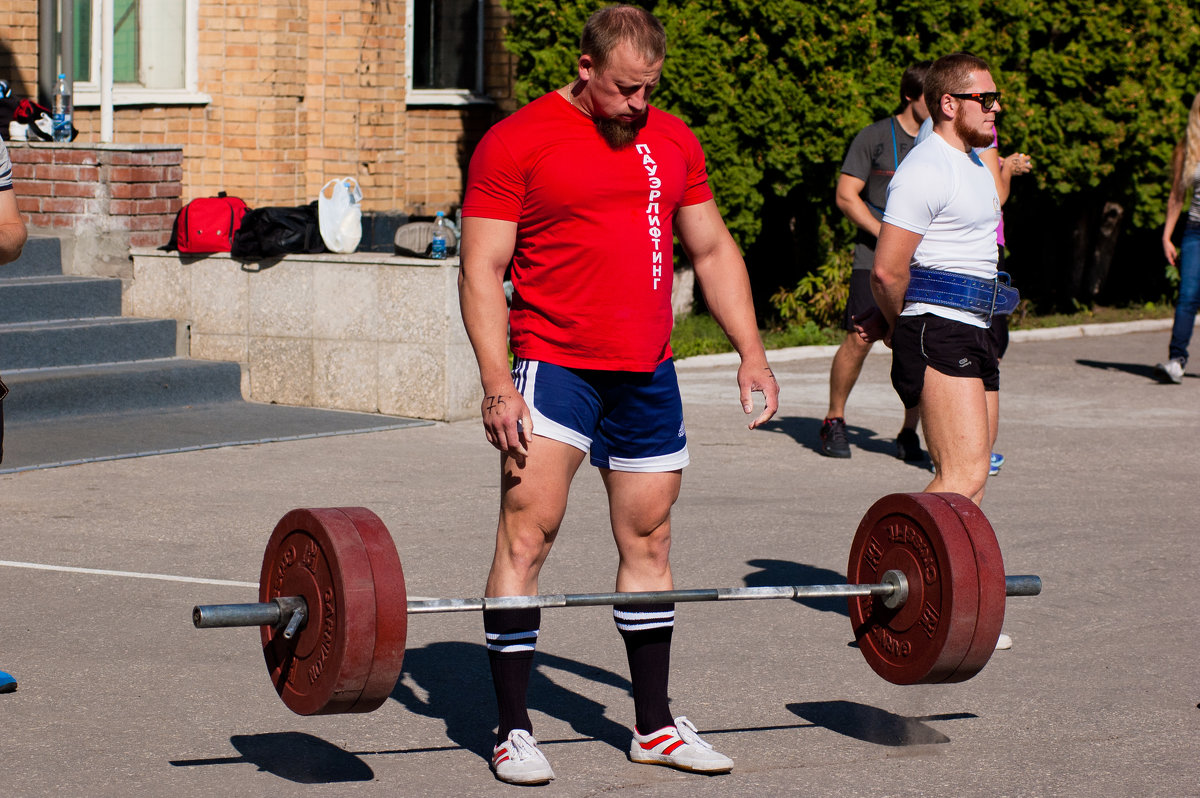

{"left": 231, "top": 202, "right": 326, "bottom": 259}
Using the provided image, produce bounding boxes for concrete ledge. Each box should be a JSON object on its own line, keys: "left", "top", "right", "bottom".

{"left": 674, "top": 316, "right": 1189, "bottom": 370}
{"left": 124, "top": 248, "right": 478, "bottom": 421}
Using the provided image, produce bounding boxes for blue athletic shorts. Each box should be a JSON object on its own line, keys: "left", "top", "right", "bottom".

{"left": 511, "top": 357, "right": 689, "bottom": 472}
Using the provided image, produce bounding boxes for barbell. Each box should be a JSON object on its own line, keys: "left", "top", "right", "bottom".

{"left": 192, "top": 492, "right": 1041, "bottom": 716}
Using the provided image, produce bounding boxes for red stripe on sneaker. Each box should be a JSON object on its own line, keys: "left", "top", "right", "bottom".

{"left": 641, "top": 734, "right": 674, "bottom": 750}
{"left": 662, "top": 739, "right": 685, "bottom": 755}
{"left": 493, "top": 753, "right": 510, "bottom": 765}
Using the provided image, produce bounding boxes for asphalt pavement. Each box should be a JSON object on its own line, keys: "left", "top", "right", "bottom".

{"left": 0, "top": 324, "right": 1196, "bottom": 797}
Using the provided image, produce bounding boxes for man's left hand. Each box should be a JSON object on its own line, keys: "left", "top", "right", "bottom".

{"left": 738, "top": 360, "right": 779, "bottom": 430}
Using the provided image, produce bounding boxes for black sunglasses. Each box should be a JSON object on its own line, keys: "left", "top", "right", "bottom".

{"left": 950, "top": 92, "right": 1001, "bottom": 111}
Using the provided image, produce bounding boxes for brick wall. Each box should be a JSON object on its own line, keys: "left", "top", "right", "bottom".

{"left": 8, "top": 143, "right": 183, "bottom": 277}
{"left": 0, "top": 1, "right": 40, "bottom": 103}
{"left": 0, "top": 1, "right": 518, "bottom": 217}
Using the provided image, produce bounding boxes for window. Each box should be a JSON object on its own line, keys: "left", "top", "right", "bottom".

{"left": 71, "top": 0, "right": 209, "bottom": 106}
{"left": 407, "top": 0, "right": 488, "bottom": 105}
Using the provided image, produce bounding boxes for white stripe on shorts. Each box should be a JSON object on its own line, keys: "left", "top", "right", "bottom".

{"left": 606, "top": 446, "right": 690, "bottom": 473}
{"left": 520, "top": 360, "right": 593, "bottom": 453}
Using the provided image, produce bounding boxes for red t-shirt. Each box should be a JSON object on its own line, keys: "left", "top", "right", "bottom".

{"left": 462, "top": 91, "right": 713, "bottom": 371}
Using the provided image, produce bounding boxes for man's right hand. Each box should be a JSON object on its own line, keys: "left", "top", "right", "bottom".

{"left": 852, "top": 306, "right": 891, "bottom": 346}
{"left": 481, "top": 389, "right": 533, "bottom": 463}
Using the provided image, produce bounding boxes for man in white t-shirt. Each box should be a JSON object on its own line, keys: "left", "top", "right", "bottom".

{"left": 855, "top": 52, "right": 1005, "bottom": 506}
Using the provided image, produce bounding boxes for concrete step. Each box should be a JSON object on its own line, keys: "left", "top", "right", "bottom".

{"left": 3, "top": 358, "right": 244, "bottom": 422}
{"left": 0, "top": 316, "right": 179, "bottom": 370}
{"left": 0, "top": 236, "right": 63, "bottom": 277}
{"left": 0, "top": 274, "right": 123, "bottom": 322}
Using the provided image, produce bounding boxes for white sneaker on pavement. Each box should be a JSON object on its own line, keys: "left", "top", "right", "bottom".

{"left": 1156, "top": 358, "right": 1185, "bottom": 384}
{"left": 629, "top": 716, "right": 733, "bottom": 774}
{"left": 491, "top": 729, "right": 555, "bottom": 785}
{"left": 995, "top": 632, "right": 1013, "bottom": 650}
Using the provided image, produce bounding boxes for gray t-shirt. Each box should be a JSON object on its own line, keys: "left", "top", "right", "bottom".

{"left": 840, "top": 116, "right": 917, "bottom": 269}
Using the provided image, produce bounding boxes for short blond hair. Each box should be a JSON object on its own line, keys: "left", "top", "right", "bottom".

{"left": 580, "top": 5, "right": 666, "bottom": 73}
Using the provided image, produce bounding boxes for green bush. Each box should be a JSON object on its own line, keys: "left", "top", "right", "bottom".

{"left": 500, "top": 0, "right": 1200, "bottom": 317}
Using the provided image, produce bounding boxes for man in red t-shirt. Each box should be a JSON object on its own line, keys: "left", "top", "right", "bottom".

{"left": 459, "top": 4, "right": 778, "bottom": 786}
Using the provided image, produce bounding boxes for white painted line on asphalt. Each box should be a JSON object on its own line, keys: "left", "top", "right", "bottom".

{"left": 0, "top": 559, "right": 444, "bottom": 601}
{"left": 0, "top": 559, "right": 258, "bottom": 588}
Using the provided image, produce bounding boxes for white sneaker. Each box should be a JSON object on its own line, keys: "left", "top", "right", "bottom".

{"left": 995, "top": 632, "right": 1013, "bottom": 651}
{"left": 629, "top": 716, "right": 733, "bottom": 774}
{"left": 1156, "top": 358, "right": 1185, "bottom": 384}
{"left": 491, "top": 729, "right": 555, "bottom": 785}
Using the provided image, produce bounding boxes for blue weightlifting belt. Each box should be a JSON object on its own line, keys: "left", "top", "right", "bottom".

{"left": 904, "top": 267, "right": 1020, "bottom": 320}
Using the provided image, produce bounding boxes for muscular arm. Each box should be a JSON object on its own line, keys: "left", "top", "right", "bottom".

{"left": 871, "top": 222, "right": 924, "bottom": 332}
{"left": 0, "top": 189, "right": 28, "bottom": 265}
{"left": 457, "top": 216, "right": 530, "bottom": 455}
{"left": 835, "top": 174, "right": 882, "bottom": 238}
{"left": 675, "top": 199, "right": 778, "bottom": 428}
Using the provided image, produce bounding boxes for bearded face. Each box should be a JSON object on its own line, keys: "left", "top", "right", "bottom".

{"left": 954, "top": 110, "right": 995, "bottom": 149}
{"left": 594, "top": 112, "right": 649, "bottom": 149}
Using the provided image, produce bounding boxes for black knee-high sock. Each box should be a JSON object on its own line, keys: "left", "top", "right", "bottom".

{"left": 614, "top": 602, "right": 675, "bottom": 734}
{"left": 484, "top": 607, "right": 540, "bottom": 742}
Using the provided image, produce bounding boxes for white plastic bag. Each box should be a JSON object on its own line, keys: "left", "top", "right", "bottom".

{"left": 318, "top": 177, "right": 363, "bottom": 254}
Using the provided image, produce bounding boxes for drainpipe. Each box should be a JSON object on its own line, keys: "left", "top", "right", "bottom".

{"left": 101, "top": 0, "right": 114, "bottom": 142}
{"left": 61, "top": 0, "right": 73, "bottom": 97}
{"left": 37, "top": 0, "right": 75, "bottom": 120}
{"left": 37, "top": 0, "right": 54, "bottom": 106}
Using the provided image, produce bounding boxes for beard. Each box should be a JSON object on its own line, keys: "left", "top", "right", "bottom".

{"left": 594, "top": 112, "right": 648, "bottom": 150}
{"left": 954, "top": 112, "right": 994, "bottom": 149}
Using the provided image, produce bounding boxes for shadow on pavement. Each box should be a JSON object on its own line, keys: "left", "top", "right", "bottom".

{"left": 1075, "top": 358, "right": 1180, "bottom": 381}
{"left": 758, "top": 416, "right": 929, "bottom": 468}
{"left": 169, "top": 642, "right": 636, "bottom": 784}
{"left": 390, "top": 641, "right": 634, "bottom": 763}
{"left": 230, "top": 733, "right": 373, "bottom": 783}
{"left": 788, "top": 701, "right": 975, "bottom": 746}
{"left": 743, "top": 559, "right": 850, "bottom": 616}
{"left": 168, "top": 732, "right": 375, "bottom": 783}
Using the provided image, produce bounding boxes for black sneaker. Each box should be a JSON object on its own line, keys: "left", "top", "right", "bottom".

{"left": 896, "top": 427, "right": 925, "bottom": 461}
{"left": 819, "top": 417, "right": 851, "bottom": 458}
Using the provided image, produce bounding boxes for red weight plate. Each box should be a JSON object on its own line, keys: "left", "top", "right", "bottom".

{"left": 931, "top": 493, "right": 1006, "bottom": 683}
{"left": 847, "top": 493, "right": 980, "bottom": 685}
{"left": 260, "top": 508, "right": 378, "bottom": 715}
{"left": 335, "top": 507, "right": 408, "bottom": 713}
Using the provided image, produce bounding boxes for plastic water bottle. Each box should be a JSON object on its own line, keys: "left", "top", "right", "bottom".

{"left": 52, "top": 73, "right": 72, "bottom": 142}
{"left": 430, "top": 210, "right": 448, "bottom": 260}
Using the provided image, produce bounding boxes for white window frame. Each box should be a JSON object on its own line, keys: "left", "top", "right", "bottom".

{"left": 405, "top": 0, "right": 491, "bottom": 107}
{"left": 73, "top": 0, "right": 211, "bottom": 107}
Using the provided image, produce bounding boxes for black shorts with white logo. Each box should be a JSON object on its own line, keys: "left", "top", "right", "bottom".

{"left": 890, "top": 314, "right": 1000, "bottom": 409}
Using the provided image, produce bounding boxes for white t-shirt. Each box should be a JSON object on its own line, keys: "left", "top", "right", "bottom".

{"left": 882, "top": 132, "right": 1001, "bottom": 327}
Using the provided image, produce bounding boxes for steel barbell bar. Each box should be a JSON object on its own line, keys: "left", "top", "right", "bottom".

{"left": 193, "top": 571, "right": 1042, "bottom": 631}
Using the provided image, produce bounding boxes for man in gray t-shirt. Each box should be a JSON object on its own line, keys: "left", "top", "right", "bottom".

{"left": 819, "top": 62, "right": 929, "bottom": 461}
